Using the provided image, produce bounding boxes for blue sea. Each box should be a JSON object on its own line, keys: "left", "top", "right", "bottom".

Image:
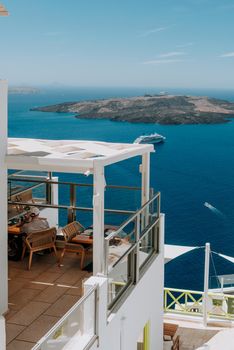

{"left": 8, "top": 86, "right": 234, "bottom": 290}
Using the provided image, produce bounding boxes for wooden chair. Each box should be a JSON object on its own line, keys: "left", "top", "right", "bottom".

{"left": 21, "top": 227, "right": 57, "bottom": 270}
{"left": 59, "top": 221, "right": 91, "bottom": 269}
{"left": 163, "top": 323, "right": 180, "bottom": 350}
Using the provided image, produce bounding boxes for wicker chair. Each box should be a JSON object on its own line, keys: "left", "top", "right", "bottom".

{"left": 59, "top": 221, "right": 91, "bottom": 269}
{"left": 21, "top": 227, "right": 57, "bottom": 270}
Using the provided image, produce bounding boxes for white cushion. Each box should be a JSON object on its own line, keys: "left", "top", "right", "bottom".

{"left": 163, "top": 340, "right": 173, "bottom": 350}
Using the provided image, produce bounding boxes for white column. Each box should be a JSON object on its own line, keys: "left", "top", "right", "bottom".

{"left": 42, "top": 176, "right": 59, "bottom": 229}
{"left": 93, "top": 163, "right": 105, "bottom": 275}
{"left": 203, "top": 242, "right": 210, "bottom": 327}
{"left": 141, "top": 152, "right": 150, "bottom": 205}
{"left": 0, "top": 80, "right": 8, "bottom": 350}
{"left": 84, "top": 276, "right": 108, "bottom": 349}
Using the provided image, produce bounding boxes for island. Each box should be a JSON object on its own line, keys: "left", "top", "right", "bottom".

{"left": 9, "top": 87, "right": 40, "bottom": 95}
{"left": 31, "top": 95, "right": 234, "bottom": 125}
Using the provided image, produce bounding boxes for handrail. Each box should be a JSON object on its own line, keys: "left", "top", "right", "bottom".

{"left": 164, "top": 287, "right": 234, "bottom": 321}
{"left": 164, "top": 287, "right": 204, "bottom": 295}
{"left": 8, "top": 182, "right": 45, "bottom": 199}
{"left": 111, "top": 217, "right": 160, "bottom": 270}
{"left": 8, "top": 175, "right": 143, "bottom": 191}
{"left": 106, "top": 194, "right": 160, "bottom": 311}
{"left": 105, "top": 192, "right": 160, "bottom": 242}
{"left": 32, "top": 285, "right": 98, "bottom": 350}
{"left": 8, "top": 200, "right": 135, "bottom": 215}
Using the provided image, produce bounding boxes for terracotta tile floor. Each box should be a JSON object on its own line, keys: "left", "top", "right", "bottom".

{"left": 6, "top": 252, "right": 92, "bottom": 349}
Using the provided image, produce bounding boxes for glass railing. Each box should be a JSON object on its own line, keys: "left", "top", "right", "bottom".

{"left": 8, "top": 173, "right": 146, "bottom": 227}
{"left": 31, "top": 285, "right": 98, "bottom": 350}
{"left": 105, "top": 193, "right": 160, "bottom": 311}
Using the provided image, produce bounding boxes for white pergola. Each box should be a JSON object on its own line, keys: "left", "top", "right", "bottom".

{"left": 1, "top": 79, "right": 154, "bottom": 322}
{"left": 7, "top": 137, "right": 154, "bottom": 275}
{"left": 1, "top": 80, "right": 155, "bottom": 320}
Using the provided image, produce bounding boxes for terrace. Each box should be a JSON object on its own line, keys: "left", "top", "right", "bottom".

{"left": 4, "top": 131, "right": 161, "bottom": 349}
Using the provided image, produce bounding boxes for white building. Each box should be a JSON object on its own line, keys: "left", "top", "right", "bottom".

{"left": 0, "top": 80, "right": 164, "bottom": 350}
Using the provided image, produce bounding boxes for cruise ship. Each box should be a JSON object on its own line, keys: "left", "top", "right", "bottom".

{"left": 134, "top": 133, "right": 166, "bottom": 145}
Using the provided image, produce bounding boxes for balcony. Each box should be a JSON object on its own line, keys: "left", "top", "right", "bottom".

{"left": 5, "top": 168, "right": 161, "bottom": 349}
{"left": 1, "top": 132, "right": 162, "bottom": 349}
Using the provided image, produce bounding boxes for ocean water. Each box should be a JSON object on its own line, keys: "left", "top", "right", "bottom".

{"left": 8, "top": 87, "right": 234, "bottom": 290}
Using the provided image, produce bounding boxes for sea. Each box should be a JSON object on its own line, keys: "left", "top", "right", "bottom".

{"left": 8, "top": 86, "right": 234, "bottom": 291}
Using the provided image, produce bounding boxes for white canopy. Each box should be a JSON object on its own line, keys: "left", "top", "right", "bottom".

{"left": 164, "top": 244, "right": 197, "bottom": 263}
{"left": 6, "top": 138, "right": 153, "bottom": 173}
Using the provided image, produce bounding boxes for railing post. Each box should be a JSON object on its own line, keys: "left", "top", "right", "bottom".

{"left": 164, "top": 289, "right": 167, "bottom": 311}
{"left": 94, "top": 286, "right": 99, "bottom": 345}
{"left": 70, "top": 184, "right": 76, "bottom": 221}
{"left": 104, "top": 238, "right": 109, "bottom": 276}
{"left": 157, "top": 192, "right": 161, "bottom": 218}
{"left": 46, "top": 181, "right": 52, "bottom": 204}
{"left": 67, "top": 206, "right": 75, "bottom": 223}
{"left": 185, "top": 292, "right": 188, "bottom": 310}
{"left": 134, "top": 213, "right": 140, "bottom": 284}
{"left": 203, "top": 243, "right": 210, "bottom": 327}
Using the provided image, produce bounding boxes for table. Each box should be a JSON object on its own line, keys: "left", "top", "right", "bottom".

{"left": 71, "top": 234, "right": 93, "bottom": 245}
{"left": 8, "top": 224, "right": 24, "bottom": 261}
{"left": 8, "top": 224, "right": 21, "bottom": 235}
{"left": 71, "top": 225, "right": 118, "bottom": 245}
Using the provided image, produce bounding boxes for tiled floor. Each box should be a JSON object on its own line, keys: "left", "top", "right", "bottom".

{"left": 178, "top": 327, "right": 218, "bottom": 350}
{"left": 6, "top": 252, "right": 92, "bottom": 349}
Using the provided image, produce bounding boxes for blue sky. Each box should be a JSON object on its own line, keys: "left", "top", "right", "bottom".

{"left": 1, "top": 0, "right": 234, "bottom": 88}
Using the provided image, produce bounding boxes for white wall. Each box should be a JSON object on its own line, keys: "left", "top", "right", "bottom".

{"left": 0, "top": 316, "right": 6, "bottom": 350}
{"left": 85, "top": 214, "right": 165, "bottom": 350}
{"left": 0, "top": 80, "right": 8, "bottom": 350}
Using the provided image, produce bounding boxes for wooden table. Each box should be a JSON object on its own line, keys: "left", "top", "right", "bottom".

{"left": 8, "top": 224, "right": 21, "bottom": 235}
{"left": 8, "top": 225, "right": 24, "bottom": 260}
{"left": 71, "top": 234, "right": 93, "bottom": 245}
{"left": 71, "top": 225, "right": 118, "bottom": 245}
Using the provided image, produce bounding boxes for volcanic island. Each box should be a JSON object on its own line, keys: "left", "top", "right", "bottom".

{"left": 31, "top": 95, "right": 234, "bottom": 125}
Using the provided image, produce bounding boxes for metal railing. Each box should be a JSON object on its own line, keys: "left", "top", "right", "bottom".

{"left": 164, "top": 288, "right": 203, "bottom": 316}
{"left": 8, "top": 174, "right": 146, "bottom": 224}
{"left": 207, "top": 292, "right": 234, "bottom": 320}
{"left": 105, "top": 192, "right": 160, "bottom": 311}
{"left": 31, "top": 285, "right": 99, "bottom": 350}
{"left": 164, "top": 287, "right": 234, "bottom": 321}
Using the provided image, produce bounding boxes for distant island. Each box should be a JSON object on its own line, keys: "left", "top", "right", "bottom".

{"left": 9, "top": 87, "right": 40, "bottom": 95}
{"left": 31, "top": 95, "right": 234, "bottom": 125}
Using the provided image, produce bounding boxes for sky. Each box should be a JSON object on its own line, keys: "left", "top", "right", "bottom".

{"left": 1, "top": 0, "right": 234, "bottom": 88}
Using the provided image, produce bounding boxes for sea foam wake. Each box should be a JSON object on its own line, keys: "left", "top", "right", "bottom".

{"left": 204, "top": 202, "right": 225, "bottom": 218}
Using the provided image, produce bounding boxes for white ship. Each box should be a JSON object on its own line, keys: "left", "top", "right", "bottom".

{"left": 134, "top": 132, "right": 166, "bottom": 144}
